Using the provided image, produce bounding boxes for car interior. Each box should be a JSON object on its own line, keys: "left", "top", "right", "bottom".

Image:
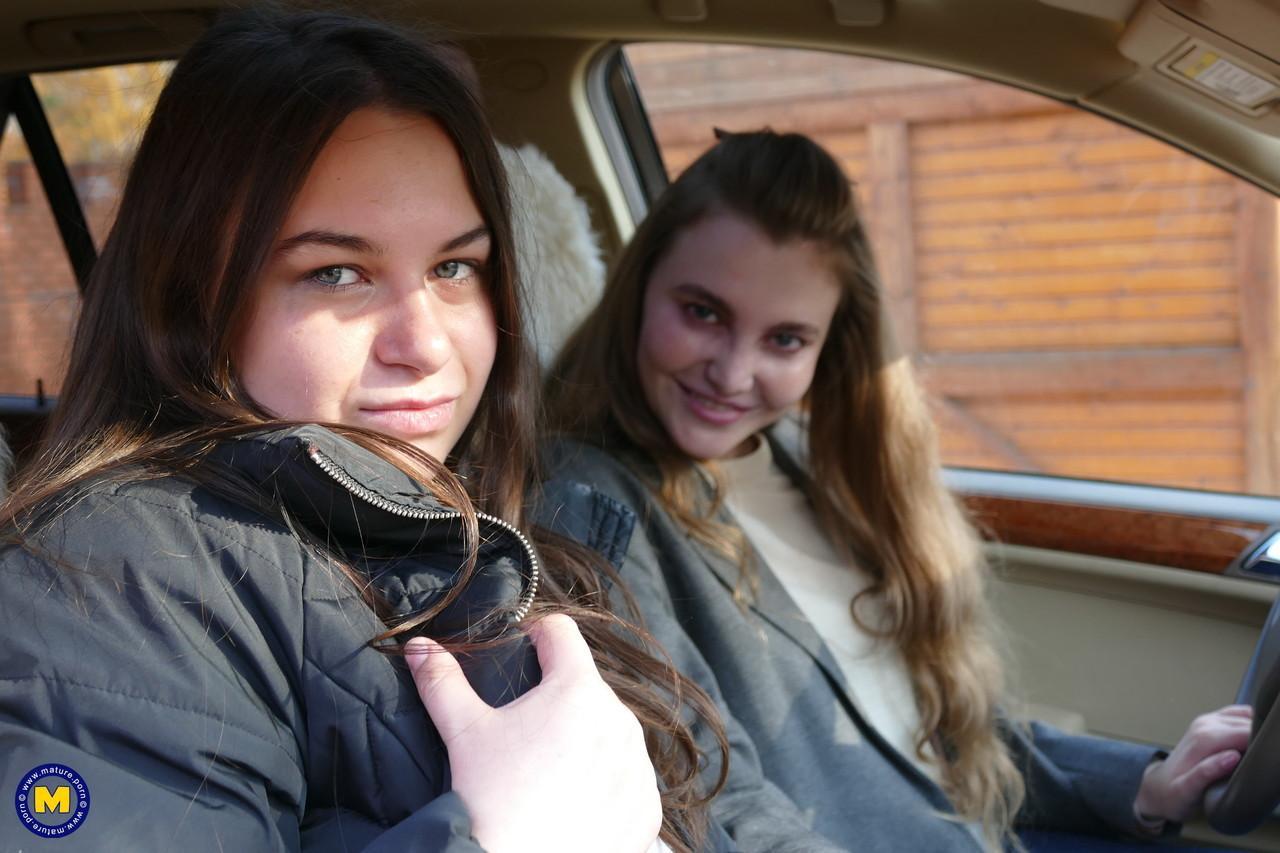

{"left": 2, "top": 0, "right": 1280, "bottom": 848}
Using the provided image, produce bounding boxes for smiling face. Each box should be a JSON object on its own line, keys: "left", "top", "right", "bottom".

{"left": 636, "top": 210, "right": 844, "bottom": 460}
{"left": 236, "top": 107, "right": 497, "bottom": 461}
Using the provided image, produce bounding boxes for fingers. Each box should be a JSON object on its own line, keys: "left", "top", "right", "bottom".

{"left": 1196, "top": 716, "right": 1253, "bottom": 758}
{"left": 1179, "top": 711, "right": 1253, "bottom": 766}
{"left": 1178, "top": 750, "right": 1242, "bottom": 803}
{"left": 1146, "top": 745, "right": 1246, "bottom": 823}
{"left": 526, "top": 613, "right": 598, "bottom": 684}
{"left": 405, "top": 636, "right": 493, "bottom": 741}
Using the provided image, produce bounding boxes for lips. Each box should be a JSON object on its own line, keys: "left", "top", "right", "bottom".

{"left": 358, "top": 397, "right": 457, "bottom": 436}
{"left": 676, "top": 381, "right": 751, "bottom": 426}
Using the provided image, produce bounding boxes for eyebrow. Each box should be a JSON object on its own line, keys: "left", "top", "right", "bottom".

{"left": 675, "top": 283, "right": 733, "bottom": 319}
{"left": 275, "top": 230, "right": 379, "bottom": 256}
{"left": 441, "top": 225, "right": 491, "bottom": 253}
{"left": 273, "top": 225, "right": 491, "bottom": 257}
{"left": 674, "top": 283, "right": 822, "bottom": 336}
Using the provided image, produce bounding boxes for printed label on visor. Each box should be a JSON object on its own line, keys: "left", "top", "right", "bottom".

{"left": 1174, "top": 49, "right": 1280, "bottom": 108}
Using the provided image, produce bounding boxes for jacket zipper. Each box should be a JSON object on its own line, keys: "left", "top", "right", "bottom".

{"left": 305, "top": 442, "right": 540, "bottom": 621}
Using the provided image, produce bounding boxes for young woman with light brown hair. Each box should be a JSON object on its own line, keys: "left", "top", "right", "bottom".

{"left": 542, "top": 129, "right": 1249, "bottom": 852}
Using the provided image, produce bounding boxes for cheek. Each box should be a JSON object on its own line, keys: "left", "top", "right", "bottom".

{"left": 759, "top": 356, "right": 821, "bottom": 411}
{"left": 237, "top": 302, "right": 348, "bottom": 420}
{"left": 456, "top": 300, "right": 498, "bottom": 388}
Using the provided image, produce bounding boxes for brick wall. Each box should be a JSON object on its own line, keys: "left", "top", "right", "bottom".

{"left": 0, "top": 160, "right": 124, "bottom": 396}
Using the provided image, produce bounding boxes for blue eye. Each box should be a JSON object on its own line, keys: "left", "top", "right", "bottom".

{"left": 434, "top": 260, "right": 477, "bottom": 281}
{"left": 771, "top": 333, "right": 805, "bottom": 352}
{"left": 307, "top": 265, "right": 363, "bottom": 288}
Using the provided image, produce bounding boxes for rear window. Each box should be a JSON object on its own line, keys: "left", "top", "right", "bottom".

{"left": 0, "top": 62, "right": 170, "bottom": 397}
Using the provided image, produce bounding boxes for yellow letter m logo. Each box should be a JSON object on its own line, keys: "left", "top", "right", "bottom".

{"left": 33, "top": 785, "right": 70, "bottom": 814}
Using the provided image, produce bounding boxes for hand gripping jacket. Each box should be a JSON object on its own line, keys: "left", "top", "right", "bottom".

{"left": 0, "top": 425, "right": 539, "bottom": 852}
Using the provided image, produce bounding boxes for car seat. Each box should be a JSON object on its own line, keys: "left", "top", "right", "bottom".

{"left": 499, "top": 143, "right": 606, "bottom": 368}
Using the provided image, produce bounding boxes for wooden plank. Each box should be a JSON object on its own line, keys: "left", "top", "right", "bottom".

{"left": 661, "top": 143, "right": 870, "bottom": 181}
{"left": 920, "top": 267, "right": 1232, "bottom": 301}
{"left": 938, "top": 453, "right": 1247, "bottom": 490}
{"left": 661, "top": 134, "right": 869, "bottom": 164}
{"left": 935, "top": 441, "right": 1245, "bottom": 492}
{"left": 918, "top": 212, "right": 1234, "bottom": 251}
{"left": 921, "top": 292, "right": 1237, "bottom": 327}
{"left": 911, "top": 160, "right": 1227, "bottom": 202}
{"left": 914, "top": 136, "right": 1184, "bottom": 177}
{"left": 917, "top": 349, "right": 1244, "bottom": 396}
{"left": 645, "top": 82, "right": 1053, "bottom": 146}
{"left": 924, "top": 319, "right": 1237, "bottom": 351}
{"left": 934, "top": 397, "right": 1039, "bottom": 469}
{"left": 1030, "top": 454, "right": 1242, "bottom": 478}
{"left": 807, "top": 133, "right": 870, "bottom": 158}
{"left": 915, "top": 185, "right": 1239, "bottom": 226}
{"left": 1236, "top": 187, "right": 1280, "bottom": 494}
{"left": 996, "top": 428, "right": 1240, "bottom": 453}
{"left": 918, "top": 240, "right": 1233, "bottom": 276}
{"left": 865, "top": 121, "right": 916, "bottom": 355}
{"left": 961, "top": 493, "right": 1266, "bottom": 574}
{"left": 966, "top": 399, "right": 1241, "bottom": 428}
{"left": 911, "top": 110, "right": 1127, "bottom": 151}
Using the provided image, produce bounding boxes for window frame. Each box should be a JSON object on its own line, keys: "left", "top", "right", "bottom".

{"left": 0, "top": 71, "right": 97, "bottom": 421}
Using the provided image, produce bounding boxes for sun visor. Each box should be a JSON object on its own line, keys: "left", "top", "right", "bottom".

{"left": 1118, "top": 0, "right": 1280, "bottom": 133}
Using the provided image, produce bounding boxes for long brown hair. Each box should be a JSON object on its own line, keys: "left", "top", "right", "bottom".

{"left": 1, "top": 8, "right": 724, "bottom": 849}
{"left": 548, "top": 129, "right": 1023, "bottom": 849}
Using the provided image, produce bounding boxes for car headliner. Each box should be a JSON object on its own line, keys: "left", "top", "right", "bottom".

{"left": 0, "top": 0, "right": 1276, "bottom": 220}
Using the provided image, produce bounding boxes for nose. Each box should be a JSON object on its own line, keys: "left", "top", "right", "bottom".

{"left": 374, "top": 285, "right": 452, "bottom": 375}
{"left": 705, "top": 339, "right": 755, "bottom": 397}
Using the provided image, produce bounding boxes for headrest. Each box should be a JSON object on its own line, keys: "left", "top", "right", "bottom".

{"left": 500, "top": 143, "right": 606, "bottom": 368}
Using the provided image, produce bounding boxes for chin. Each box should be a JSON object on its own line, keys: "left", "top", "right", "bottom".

{"left": 402, "top": 435, "right": 452, "bottom": 463}
{"left": 670, "top": 424, "right": 742, "bottom": 462}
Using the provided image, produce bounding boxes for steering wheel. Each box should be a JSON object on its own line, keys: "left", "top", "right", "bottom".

{"left": 1205, "top": 591, "right": 1280, "bottom": 834}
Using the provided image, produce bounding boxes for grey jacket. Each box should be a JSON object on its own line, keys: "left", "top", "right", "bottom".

{"left": 0, "top": 426, "right": 541, "bottom": 852}
{"left": 538, "top": 433, "right": 1166, "bottom": 852}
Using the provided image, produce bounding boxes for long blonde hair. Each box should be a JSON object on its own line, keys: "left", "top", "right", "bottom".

{"left": 548, "top": 129, "right": 1023, "bottom": 849}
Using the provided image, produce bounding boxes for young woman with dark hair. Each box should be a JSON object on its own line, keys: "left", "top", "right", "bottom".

{"left": 542, "top": 129, "right": 1250, "bottom": 852}
{"left": 0, "top": 8, "right": 754, "bottom": 851}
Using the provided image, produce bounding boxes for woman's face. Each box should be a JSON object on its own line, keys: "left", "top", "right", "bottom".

{"left": 238, "top": 107, "right": 497, "bottom": 461}
{"left": 636, "top": 210, "right": 843, "bottom": 460}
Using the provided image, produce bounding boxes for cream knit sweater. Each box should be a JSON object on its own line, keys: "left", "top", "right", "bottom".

{"left": 716, "top": 439, "right": 942, "bottom": 784}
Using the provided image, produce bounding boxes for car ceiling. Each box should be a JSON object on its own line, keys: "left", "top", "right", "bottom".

{"left": 0, "top": 0, "right": 1277, "bottom": 196}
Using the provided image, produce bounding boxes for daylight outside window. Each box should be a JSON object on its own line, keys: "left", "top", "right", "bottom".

{"left": 626, "top": 43, "right": 1280, "bottom": 497}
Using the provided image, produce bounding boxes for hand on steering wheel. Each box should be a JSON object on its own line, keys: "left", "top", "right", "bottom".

{"left": 1134, "top": 706, "right": 1251, "bottom": 824}
{"left": 1203, "top": 592, "right": 1280, "bottom": 834}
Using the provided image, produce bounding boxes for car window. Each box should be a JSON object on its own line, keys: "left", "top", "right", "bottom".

{"left": 0, "top": 62, "right": 169, "bottom": 398}
{"left": 1, "top": 113, "right": 78, "bottom": 399}
{"left": 621, "top": 43, "right": 1279, "bottom": 498}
